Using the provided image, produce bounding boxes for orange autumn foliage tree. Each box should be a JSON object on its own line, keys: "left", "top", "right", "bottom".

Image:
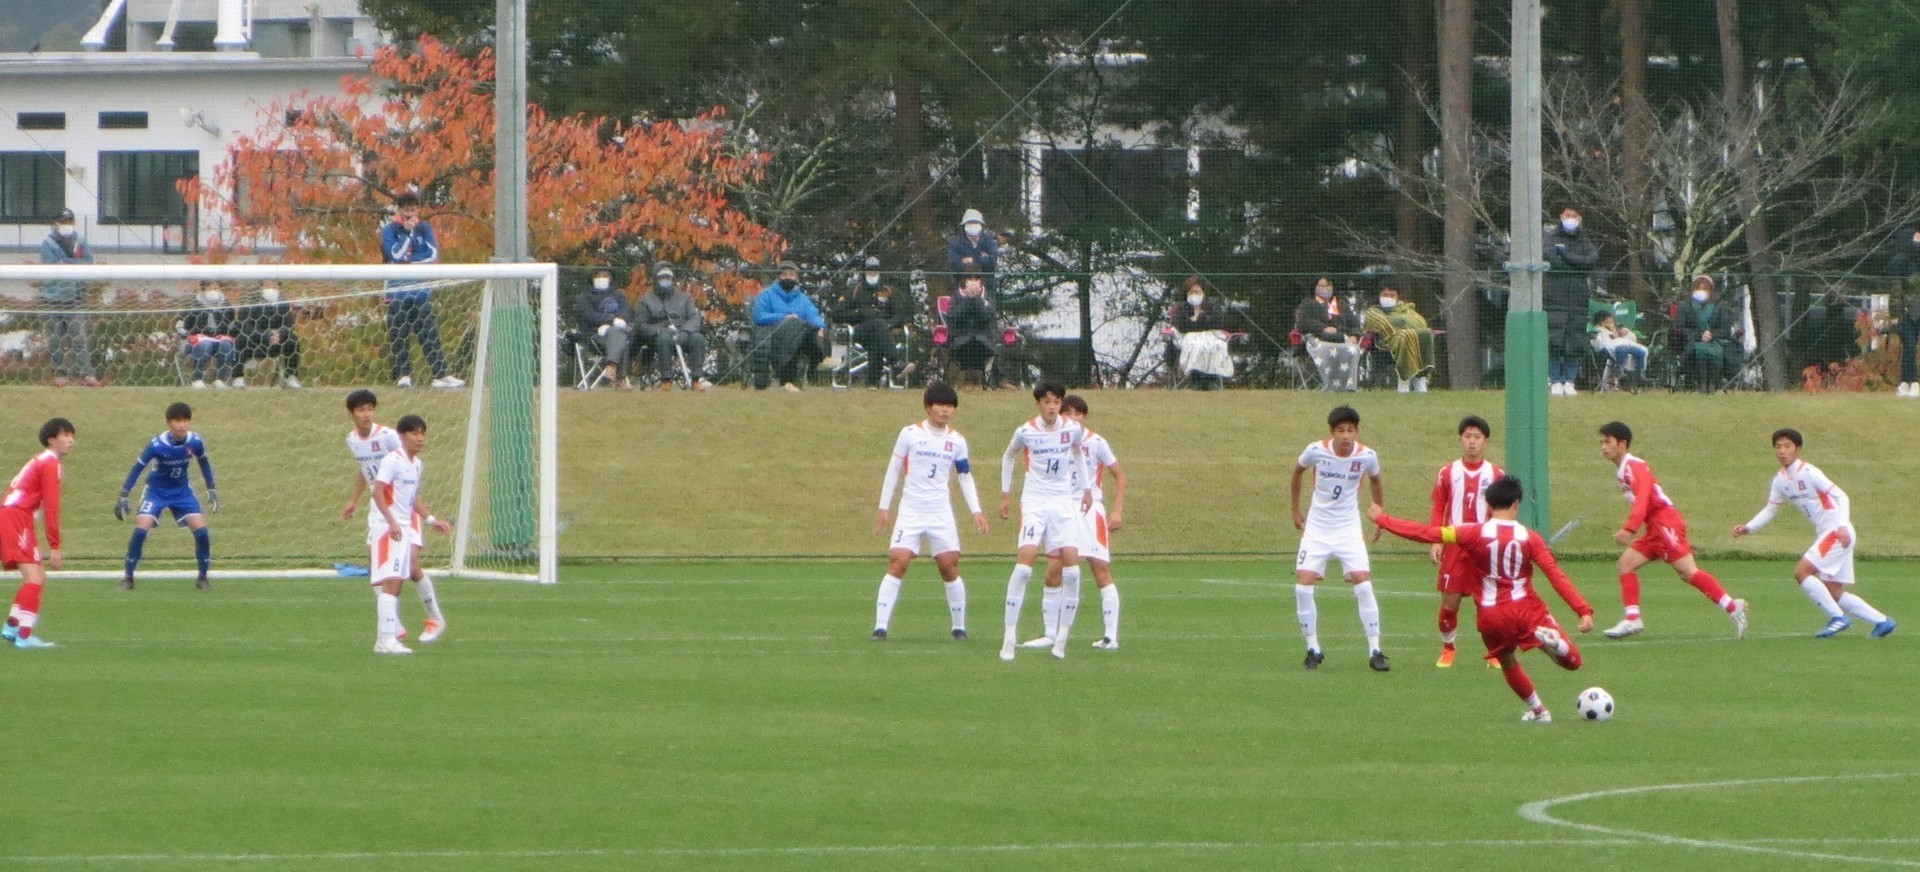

{"left": 185, "top": 36, "right": 783, "bottom": 304}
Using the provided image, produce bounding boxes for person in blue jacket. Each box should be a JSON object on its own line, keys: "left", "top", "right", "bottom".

{"left": 381, "top": 194, "right": 464, "bottom": 389}
{"left": 751, "top": 261, "right": 831, "bottom": 391}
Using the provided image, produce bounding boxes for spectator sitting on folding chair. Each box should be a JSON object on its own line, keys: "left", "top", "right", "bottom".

{"left": 577, "top": 265, "right": 633, "bottom": 389}
{"left": 1678, "top": 274, "right": 1743, "bottom": 393}
{"left": 1295, "top": 276, "right": 1363, "bottom": 392}
{"left": 1361, "top": 283, "right": 1435, "bottom": 393}
{"left": 841, "top": 256, "right": 909, "bottom": 389}
{"left": 183, "top": 285, "right": 239, "bottom": 390}
{"left": 1170, "top": 276, "right": 1235, "bottom": 390}
{"left": 637, "top": 261, "right": 709, "bottom": 392}
{"left": 234, "top": 282, "right": 304, "bottom": 389}
{"left": 752, "top": 261, "right": 832, "bottom": 392}
{"left": 1590, "top": 310, "right": 1648, "bottom": 390}
{"left": 945, "top": 268, "right": 1000, "bottom": 388}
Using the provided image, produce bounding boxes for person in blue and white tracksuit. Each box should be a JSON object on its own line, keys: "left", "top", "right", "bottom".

{"left": 381, "top": 193, "right": 464, "bottom": 389}
{"left": 116, "top": 402, "right": 219, "bottom": 590}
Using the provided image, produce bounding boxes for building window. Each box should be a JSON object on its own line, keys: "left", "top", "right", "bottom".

{"left": 0, "top": 152, "right": 66, "bottom": 222}
{"left": 16, "top": 113, "right": 66, "bottom": 131}
{"left": 99, "top": 111, "right": 151, "bottom": 130}
{"left": 98, "top": 151, "right": 197, "bottom": 224}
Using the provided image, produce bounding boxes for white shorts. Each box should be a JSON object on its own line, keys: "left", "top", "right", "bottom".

{"left": 1802, "top": 528, "right": 1855, "bottom": 585}
{"left": 1296, "top": 524, "right": 1370, "bottom": 577}
{"left": 890, "top": 511, "right": 961, "bottom": 557}
{"left": 1018, "top": 501, "right": 1083, "bottom": 553}
{"left": 369, "top": 532, "right": 415, "bottom": 584}
{"left": 1078, "top": 503, "right": 1112, "bottom": 564}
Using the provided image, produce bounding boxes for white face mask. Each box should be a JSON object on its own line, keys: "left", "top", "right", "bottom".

{"left": 1691, "top": 290, "right": 1709, "bottom": 302}
{"left": 964, "top": 222, "right": 983, "bottom": 238}
{"left": 1379, "top": 297, "right": 1397, "bottom": 309}
{"left": 1187, "top": 294, "right": 1204, "bottom": 307}
{"left": 1561, "top": 218, "right": 1581, "bottom": 233}
{"left": 55, "top": 224, "right": 74, "bottom": 237}
{"left": 1315, "top": 286, "right": 1333, "bottom": 300}
{"left": 864, "top": 274, "right": 880, "bottom": 287}
{"left": 593, "top": 277, "right": 611, "bottom": 291}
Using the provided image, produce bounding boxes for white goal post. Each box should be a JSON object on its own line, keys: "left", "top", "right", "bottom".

{"left": 0, "top": 262, "right": 560, "bottom": 585}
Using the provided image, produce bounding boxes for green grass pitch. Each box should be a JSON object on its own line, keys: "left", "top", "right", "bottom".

{"left": 4, "top": 558, "right": 1914, "bottom": 870}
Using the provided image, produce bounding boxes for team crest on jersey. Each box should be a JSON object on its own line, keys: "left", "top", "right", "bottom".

{"left": 1796, "top": 481, "right": 1806, "bottom": 491}
{"left": 1350, "top": 460, "right": 1362, "bottom": 472}
{"left": 944, "top": 441, "right": 954, "bottom": 451}
{"left": 1060, "top": 433, "right": 1071, "bottom": 444}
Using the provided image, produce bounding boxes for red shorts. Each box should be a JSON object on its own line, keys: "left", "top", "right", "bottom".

{"left": 1629, "top": 519, "right": 1692, "bottom": 562}
{"left": 1435, "top": 546, "right": 1479, "bottom": 595}
{"left": 0, "top": 508, "right": 42, "bottom": 570}
{"left": 1477, "top": 597, "right": 1559, "bottom": 658}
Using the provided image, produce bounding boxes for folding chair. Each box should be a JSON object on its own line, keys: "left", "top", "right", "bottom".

{"left": 832, "top": 323, "right": 913, "bottom": 390}
{"left": 1281, "top": 329, "right": 1322, "bottom": 389}
{"left": 563, "top": 329, "right": 619, "bottom": 390}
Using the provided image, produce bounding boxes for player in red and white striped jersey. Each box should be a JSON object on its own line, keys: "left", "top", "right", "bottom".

{"left": 1598, "top": 421, "right": 1748, "bottom": 640}
{"left": 1370, "top": 476, "right": 1596, "bottom": 723}
{"left": 2, "top": 419, "right": 76, "bottom": 649}
{"left": 1429, "top": 415, "right": 1502, "bottom": 668}
{"left": 1733, "top": 428, "right": 1896, "bottom": 638}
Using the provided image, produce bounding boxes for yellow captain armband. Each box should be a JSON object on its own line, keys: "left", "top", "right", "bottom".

{"left": 1440, "top": 526, "right": 1459, "bottom": 545}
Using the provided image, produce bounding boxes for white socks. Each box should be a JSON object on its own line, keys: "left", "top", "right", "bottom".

{"left": 1295, "top": 583, "right": 1320, "bottom": 651}
{"left": 945, "top": 578, "right": 967, "bottom": 631}
{"left": 1004, "top": 564, "right": 1033, "bottom": 641}
{"left": 416, "top": 572, "right": 444, "bottom": 622}
{"left": 874, "top": 574, "right": 903, "bottom": 631}
{"left": 1799, "top": 577, "right": 1844, "bottom": 619}
{"left": 375, "top": 591, "right": 401, "bottom": 641}
{"left": 1838, "top": 592, "right": 1888, "bottom": 624}
{"left": 1040, "top": 584, "right": 1064, "bottom": 638}
{"left": 1354, "top": 581, "right": 1383, "bottom": 653}
{"left": 1100, "top": 583, "right": 1121, "bottom": 642}
{"left": 1058, "top": 566, "right": 1082, "bottom": 639}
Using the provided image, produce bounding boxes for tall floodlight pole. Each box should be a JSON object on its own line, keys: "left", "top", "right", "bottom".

{"left": 1505, "top": 0, "right": 1550, "bottom": 530}
{"left": 486, "top": 0, "right": 537, "bottom": 555}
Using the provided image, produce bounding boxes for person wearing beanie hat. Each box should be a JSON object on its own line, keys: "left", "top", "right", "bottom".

{"left": 1677, "top": 273, "right": 1743, "bottom": 393}
{"left": 947, "top": 207, "right": 1000, "bottom": 295}
{"left": 39, "top": 209, "right": 100, "bottom": 387}
{"left": 577, "top": 264, "right": 634, "bottom": 388}
{"left": 636, "top": 261, "right": 709, "bottom": 391}
{"left": 751, "top": 261, "right": 831, "bottom": 391}
{"left": 841, "top": 255, "right": 909, "bottom": 388}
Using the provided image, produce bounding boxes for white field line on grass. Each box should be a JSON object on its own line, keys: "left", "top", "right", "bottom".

{"left": 1519, "top": 774, "right": 1920, "bottom": 868}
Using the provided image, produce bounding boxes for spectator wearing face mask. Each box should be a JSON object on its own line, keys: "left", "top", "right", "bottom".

{"left": 635, "top": 261, "right": 709, "bottom": 391}
{"left": 1678, "top": 274, "right": 1742, "bottom": 393}
{"left": 577, "top": 265, "right": 634, "bottom": 389}
{"left": 947, "top": 208, "right": 1000, "bottom": 295}
{"left": 1295, "top": 276, "right": 1363, "bottom": 392}
{"left": 1361, "top": 284, "right": 1435, "bottom": 393}
{"left": 752, "top": 261, "right": 831, "bottom": 391}
{"left": 1170, "top": 276, "right": 1234, "bottom": 390}
{"left": 39, "top": 209, "right": 100, "bottom": 387}
{"left": 1543, "top": 206, "right": 1600, "bottom": 396}
{"left": 841, "top": 256, "right": 909, "bottom": 389}
{"left": 182, "top": 284, "right": 239, "bottom": 389}
{"left": 234, "top": 282, "right": 304, "bottom": 389}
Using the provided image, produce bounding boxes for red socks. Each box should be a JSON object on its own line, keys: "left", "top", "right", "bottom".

{"left": 1503, "top": 661, "right": 1536, "bottom": 701}
{"left": 9, "top": 580, "right": 42, "bottom": 637}
{"left": 1687, "top": 570, "right": 1732, "bottom": 609}
{"left": 1619, "top": 571, "right": 1641, "bottom": 616}
{"left": 1438, "top": 604, "right": 1458, "bottom": 645}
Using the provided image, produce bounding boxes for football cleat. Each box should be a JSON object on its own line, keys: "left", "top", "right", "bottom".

{"left": 1, "top": 624, "right": 16, "bottom": 642}
{"left": 396, "top": 376, "right": 414, "bottom": 388}
{"left": 419, "top": 619, "right": 445, "bottom": 644}
{"left": 282, "top": 375, "right": 304, "bottom": 389}
{"left": 1303, "top": 649, "right": 1324, "bottom": 670}
{"left": 14, "top": 634, "right": 56, "bottom": 649}
{"left": 190, "top": 379, "right": 208, "bottom": 390}
{"left": 230, "top": 377, "right": 247, "bottom": 389}
{"left": 1368, "top": 650, "right": 1391, "bottom": 672}
{"left": 1091, "top": 637, "right": 1118, "bottom": 650}
{"left": 1486, "top": 654, "right": 1503, "bottom": 669}
{"left": 1730, "top": 599, "right": 1750, "bottom": 639}
{"left": 999, "top": 639, "right": 1017, "bottom": 662}
{"left": 432, "top": 375, "right": 466, "bottom": 389}
{"left": 1533, "top": 626, "right": 1570, "bottom": 658}
{"left": 1019, "top": 635, "right": 1055, "bottom": 649}
{"left": 1602, "top": 617, "right": 1645, "bottom": 638}
{"left": 870, "top": 628, "right": 888, "bottom": 642}
{"left": 1815, "top": 616, "right": 1852, "bottom": 638}
{"left": 196, "top": 576, "right": 210, "bottom": 590}
{"left": 1521, "top": 708, "right": 1553, "bottom": 723}
{"left": 373, "top": 638, "right": 413, "bottom": 655}
{"left": 1872, "top": 618, "right": 1898, "bottom": 638}
{"left": 1435, "top": 647, "right": 1456, "bottom": 668}
{"left": 1050, "top": 637, "right": 1068, "bottom": 660}
{"left": 951, "top": 628, "right": 968, "bottom": 641}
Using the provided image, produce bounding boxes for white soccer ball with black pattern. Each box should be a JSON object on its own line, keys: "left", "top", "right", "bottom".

{"left": 1576, "top": 687, "right": 1614, "bottom": 721}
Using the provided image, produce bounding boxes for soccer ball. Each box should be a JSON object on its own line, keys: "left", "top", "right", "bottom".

{"left": 1576, "top": 687, "right": 1615, "bottom": 721}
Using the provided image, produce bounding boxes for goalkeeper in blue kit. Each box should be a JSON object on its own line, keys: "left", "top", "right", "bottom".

{"left": 116, "top": 402, "right": 220, "bottom": 590}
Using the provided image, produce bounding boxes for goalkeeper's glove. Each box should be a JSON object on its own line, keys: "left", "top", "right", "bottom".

{"left": 208, "top": 489, "right": 221, "bottom": 513}
{"left": 114, "top": 493, "right": 130, "bottom": 521}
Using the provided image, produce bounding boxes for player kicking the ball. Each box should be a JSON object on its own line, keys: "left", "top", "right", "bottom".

{"left": 115, "top": 403, "right": 219, "bottom": 590}
{"left": 998, "top": 383, "right": 1093, "bottom": 662}
{"left": 1028, "top": 394, "right": 1127, "bottom": 651}
{"left": 1370, "top": 476, "right": 1595, "bottom": 723}
{"left": 1430, "top": 415, "right": 1502, "bottom": 668}
{"left": 368, "top": 415, "right": 454, "bottom": 655}
{"left": 1290, "top": 405, "right": 1390, "bottom": 672}
{"left": 871, "top": 382, "right": 988, "bottom": 642}
{"left": 1733, "top": 429, "right": 1895, "bottom": 638}
{"left": 2, "top": 419, "right": 76, "bottom": 649}
{"left": 343, "top": 390, "right": 446, "bottom": 643}
{"left": 1597, "top": 421, "right": 1748, "bottom": 639}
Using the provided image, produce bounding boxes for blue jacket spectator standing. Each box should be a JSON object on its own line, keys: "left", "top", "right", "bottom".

{"left": 947, "top": 208, "right": 1000, "bottom": 294}
{"left": 39, "top": 209, "right": 100, "bottom": 386}
{"left": 381, "top": 194, "right": 464, "bottom": 389}
{"left": 750, "top": 261, "right": 831, "bottom": 391}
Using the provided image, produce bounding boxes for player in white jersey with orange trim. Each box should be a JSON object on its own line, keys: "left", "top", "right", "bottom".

{"left": 368, "top": 414, "right": 453, "bottom": 655}
{"left": 1430, "top": 415, "right": 1503, "bottom": 668}
{"left": 1028, "top": 394, "right": 1127, "bottom": 651}
{"left": 342, "top": 389, "right": 445, "bottom": 644}
{"left": 1289, "top": 405, "right": 1389, "bottom": 672}
{"left": 871, "top": 383, "right": 989, "bottom": 642}
{"left": 1734, "top": 428, "right": 1896, "bottom": 638}
{"left": 997, "top": 382, "right": 1093, "bottom": 662}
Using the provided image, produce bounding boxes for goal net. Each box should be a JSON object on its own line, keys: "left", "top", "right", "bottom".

{"left": 0, "top": 263, "right": 559, "bottom": 585}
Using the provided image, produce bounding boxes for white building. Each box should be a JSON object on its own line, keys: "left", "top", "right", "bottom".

{"left": 0, "top": 0, "right": 373, "bottom": 259}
